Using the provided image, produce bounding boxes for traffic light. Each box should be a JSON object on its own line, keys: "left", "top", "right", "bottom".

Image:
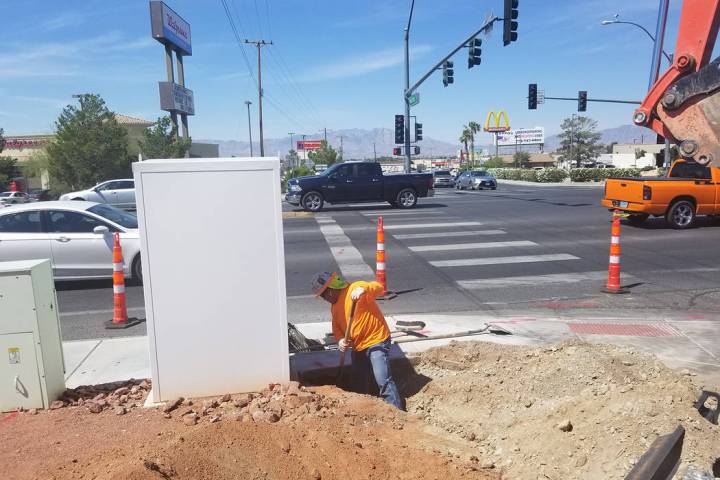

{"left": 503, "top": 0, "right": 519, "bottom": 46}
{"left": 528, "top": 83, "right": 537, "bottom": 110}
{"left": 415, "top": 123, "right": 423, "bottom": 141}
{"left": 413, "top": 146, "right": 420, "bottom": 155}
{"left": 442, "top": 60, "right": 454, "bottom": 87}
{"left": 394, "top": 114, "right": 405, "bottom": 144}
{"left": 578, "top": 90, "right": 587, "bottom": 112}
{"left": 392, "top": 147, "right": 402, "bottom": 156}
{"left": 467, "top": 38, "right": 482, "bottom": 68}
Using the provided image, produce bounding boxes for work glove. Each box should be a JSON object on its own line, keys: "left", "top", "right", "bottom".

{"left": 338, "top": 338, "right": 353, "bottom": 352}
{"left": 350, "top": 286, "right": 366, "bottom": 301}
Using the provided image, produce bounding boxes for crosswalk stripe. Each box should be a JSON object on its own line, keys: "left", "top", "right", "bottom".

{"left": 393, "top": 230, "right": 506, "bottom": 240}
{"left": 409, "top": 240, "right": 537, "bottom": 252}
{"left": 384, "top": 221, "right": 483, "bottom": 230}
{"left": 315, "top": 215, "right": 375, "bottom": 279}
{"left": 361, "top": 210, "right": 441, "bottom": 216}
{"left": 457, "top": 271, "right": 628, "bottom": 289}
{"left": 430, "top": 253, "right": 579, "bottom": 267}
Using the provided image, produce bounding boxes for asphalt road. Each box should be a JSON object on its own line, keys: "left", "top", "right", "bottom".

{"left": 57, "top": 182, "right": 720, "bottom": 340}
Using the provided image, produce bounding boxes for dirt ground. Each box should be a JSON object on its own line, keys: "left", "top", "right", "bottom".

{"left": 1, "top": 340, "right": 719, "bottom": 480}
{"left": 401, "top": 340, "right": 720, "bottom": 480}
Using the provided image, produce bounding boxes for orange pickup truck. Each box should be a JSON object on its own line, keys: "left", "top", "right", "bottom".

{"left": 601, "top": 160, "right": 719, "bottom": 229}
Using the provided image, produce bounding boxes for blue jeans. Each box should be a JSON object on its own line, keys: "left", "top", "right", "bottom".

{"left": 351, "top": 338, "right": 405, "bottom": 410}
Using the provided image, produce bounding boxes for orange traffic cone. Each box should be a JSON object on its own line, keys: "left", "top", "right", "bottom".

{"left": 602, "top": 211, "right": 628, "bottom": 294}
{"left": 376, "top": 217, "right": 397, "bottom": 300}
{"left": 105, "top": 233, "right": 141, "bottom": 329}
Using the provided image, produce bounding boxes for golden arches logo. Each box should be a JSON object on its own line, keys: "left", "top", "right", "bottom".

{"left": 484, "top": 110, "right": 510, "bottom": 132}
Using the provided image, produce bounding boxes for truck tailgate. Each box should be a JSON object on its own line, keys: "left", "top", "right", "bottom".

{"left": 605, "top": 178, "right": 645, "bottom": 203}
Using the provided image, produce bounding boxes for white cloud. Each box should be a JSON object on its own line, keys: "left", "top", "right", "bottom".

{"left": 299, "top": 45, "right": 433, "bottom": 82}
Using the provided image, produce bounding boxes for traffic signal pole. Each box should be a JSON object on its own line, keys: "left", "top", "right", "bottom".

{"left": 403, "top": 0, "right": 415, "bottom": 173}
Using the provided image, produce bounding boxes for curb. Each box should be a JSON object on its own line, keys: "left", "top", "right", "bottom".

{"left": 497, "top": 179, "right": 605, "bottom": 188}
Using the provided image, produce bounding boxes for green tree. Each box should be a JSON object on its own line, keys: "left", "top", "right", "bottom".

{"left": 139, "top": 116, "right": 191, "bottom": 159}
{"left": 557, "top": 116, "right": 602, "bottom": 168}
{"left": 513, "top": 151, "right": 531, "bottom": 168}
{"left": 46, "top": 94, "right": 131, "bottom": 189}
{"left": 0, "top": 128, "right": 6, "bottom": 153}
{"left": 483, "top": 157, "right": 506, "bottom": 168}
{"left": 286, "top": 149, "right": 300, "bottom": 168}
{"left": 605, "top": 142, "right": 617, "bottom": 154}
{"left": 308, "top": 140, "right": 342, "bottom": 166}
{"left": 0, "top": 128, "right": 17, "bottom": 186}
{"left": 468, "top": 121, "right": 481, "bottom": 164}
{"left": 459, "top": 128, "right": 472, "bottom": 165}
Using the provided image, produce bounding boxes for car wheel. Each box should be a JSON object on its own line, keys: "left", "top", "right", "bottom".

{"left": 71, "top": 197, "right": 84, "bottom": 201}
{"left": 626, "top": 213, "right": 649, "bottom": 225}
{"left": 665, "top": 200, "right": 695, "bottom": 229}
{"left": 301, "top": 191, "right": 324, "bottom": 212}
{"left": 131, "top": 255, "right": 143, "bottom": 285}
{"left": 396, "top": 188, "right": 417, "bottom": 208}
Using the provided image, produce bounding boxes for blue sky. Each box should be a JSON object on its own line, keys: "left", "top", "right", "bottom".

{"left": 0, "top": 0, "right": 689, "bottom": 147}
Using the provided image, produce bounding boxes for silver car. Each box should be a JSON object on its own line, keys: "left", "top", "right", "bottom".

{"left": 59, "top": 179, "right": 136, "bottom": 209}
{"left": 455, "top": 170, "right": 497, "bottom": 190}
{"left": 0, "top": 191, "right": 30, "bottom": 205}
{"left": 0, "top": 201, "right": 142, "bottom": 281}
{"left": 433, "top": 169, "right": 454, "bottom": 188}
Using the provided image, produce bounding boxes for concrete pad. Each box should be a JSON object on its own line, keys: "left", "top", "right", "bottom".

{"left": 62, "top": 339, "right": 101, "bottom": 380}
{"left": 65, "top": 336, "right": 150, "bottom": 388}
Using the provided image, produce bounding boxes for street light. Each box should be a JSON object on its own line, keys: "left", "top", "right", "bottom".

{"left": 244, "top": 100, "right": 253, "bottom": 157}
{"left": 288, "top": 132, "right": 295, "bottom": 167}
{"left": 600, "top": 14, "right": 672, "bottom": 63}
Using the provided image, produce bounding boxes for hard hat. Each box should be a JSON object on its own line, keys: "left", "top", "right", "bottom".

{"left": 311, "top": 271, "right": 348, "bottom": 297}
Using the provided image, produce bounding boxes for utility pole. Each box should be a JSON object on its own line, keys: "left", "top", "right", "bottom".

{"left": 648, "top": 0, "right": 671, "bottom": 168}
{"left": 244, "top": 100, "right": 253, "bottom": 157}
{"left": 373, "top": 142, "right": 377, "bottom": 162}
{"left": 340, "top": 135, "right": 344, "bottom": 160}
{"left": 288, "top": 132, "right": 295, "bottom": 167}
{"left": 403, "top": 0, "right": 416, "bottom": 173}
{"left": 324, "top": 128, "right": 327, "bottom": 143}
{"left": 244, "top": 39, "right": 273, "bottom": 157}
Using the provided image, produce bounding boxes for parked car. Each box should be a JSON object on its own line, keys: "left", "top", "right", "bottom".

{"left": 0, "top": 191, "right": 30, "bottom": 205}
{"left": 455, "top": 170, "right": 497, "bottom": 190}
{"left": 285, "top": 161, "right": 434, "bottom": 211}
{"left": 59, "top": 179, "right": 135, "bottom": 209}
{"left": 0, "top": 201, "right": 142, "bottom": 281}
{"left": 433, "top": 169, "right": 454, "bottom": 188}
{"left": 27, "top": 189, "right": 53, "bottom": 202}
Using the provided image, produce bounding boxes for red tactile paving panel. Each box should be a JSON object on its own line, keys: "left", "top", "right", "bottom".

{"left": 568, "top": 323, "right": 680, "bottom": 337}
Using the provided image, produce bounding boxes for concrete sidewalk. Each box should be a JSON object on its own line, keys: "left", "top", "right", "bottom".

{"left": 497, "top": 179, "right": 605, "bottom": 188}
{"left": 62, "top": 309, "right": 720, "bottom": 390}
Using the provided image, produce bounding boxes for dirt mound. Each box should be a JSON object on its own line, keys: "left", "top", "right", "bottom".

{"left": 405, "top": 340, "right": 720, "bottom": 479}
{"left": 1, "top": 382, "right": 498, "bottom": 480}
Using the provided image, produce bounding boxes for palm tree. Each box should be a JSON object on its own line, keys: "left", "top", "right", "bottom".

{"left": 468, "top": 121, "right": 481, "bottom": 165}
{"left": 459, "top": 127, "right": 472, "bottom": 165}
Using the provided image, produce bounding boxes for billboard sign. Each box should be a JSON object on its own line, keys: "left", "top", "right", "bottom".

{"left": 497, "top": 127, "right": 545, "bottom": 146}
{"left": 297, "top": 140, "right": 322, "bottom": 150}
{"left": 150, "top": 1, "right": 192, "bottom": 56}
{"left": 159, "top": 81, "right": 195, "bottom": 115}
{"left": 484, "top": 110, "right": 510, "bottom": 132}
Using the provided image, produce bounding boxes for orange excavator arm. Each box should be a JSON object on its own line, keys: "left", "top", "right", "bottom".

{"left": 634, "top": 0, "right": 720, "bottom": 166}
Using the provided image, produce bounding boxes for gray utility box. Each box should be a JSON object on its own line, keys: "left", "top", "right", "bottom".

{"left": 0, "top": 260, "right": 65, "bottom": 412}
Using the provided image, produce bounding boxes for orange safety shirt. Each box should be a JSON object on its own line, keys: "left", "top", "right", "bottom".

{"left": 331, "top": 280, "right": 390, "bottom": 352}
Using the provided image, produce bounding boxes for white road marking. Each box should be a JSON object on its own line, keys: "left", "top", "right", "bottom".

{"left": 384, "top": 221, "right": 483, "bottom": 230}
{"left": 361, "top": 210, "right": 442, "bottom": 216}
{"left": 393, "top": 230, "right": 506, "bottom": 240}
{"left": 457, "top": 271, "right": 630, "bottom": 289}
{"left": 430, "top": 253, "right": 579, "bottom": 267}
{"left": 409, "top": 240, "right": 537, "bottom": 252}
{"left": 315, "top": 214, "right": 375, "bottom": 279}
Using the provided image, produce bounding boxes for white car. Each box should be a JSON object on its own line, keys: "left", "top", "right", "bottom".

{"left": 0, "top": 191, "right": 30, "bottom": 205}
{"left": 0, "top": 201, "right": 142, "bottom": 281}
{"left": 59, "top": 179, "right": 135, "bottom": 209}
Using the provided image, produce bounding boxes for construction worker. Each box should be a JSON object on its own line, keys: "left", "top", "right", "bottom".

{"left": 311, "top": 271, "right": 404, "bottom": 410}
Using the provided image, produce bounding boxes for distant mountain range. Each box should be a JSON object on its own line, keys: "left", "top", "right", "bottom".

{"left": 198, "top": 124, "right": 657, "bottom": 159}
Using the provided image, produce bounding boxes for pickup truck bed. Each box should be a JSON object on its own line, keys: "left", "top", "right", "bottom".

{"left": 286, "top": 162, "right": 434, "bottom": 212}
{"left": 601, "top": 161, "right": 720, "bottom": 228}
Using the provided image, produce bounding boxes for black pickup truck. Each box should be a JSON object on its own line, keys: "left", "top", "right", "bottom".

{"left": 285, "top": 162, "right": 434, "bottom": 212}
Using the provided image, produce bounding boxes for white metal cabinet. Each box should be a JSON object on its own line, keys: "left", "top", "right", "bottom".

{"left": 0, "top": 259, "right": 65, "bottom": 411}
{"left": 133, "top": 158, "right": 289, "bottom": 402}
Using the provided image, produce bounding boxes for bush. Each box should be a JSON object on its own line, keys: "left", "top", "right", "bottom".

{"left": 569, "top": 168, "right": 642, "bottom": 182}
{"left": 282, "top": 166, "right": 313, "bottom": 192}
{"left": 520, "top": 169, "right": 538, "bottom": 182}
{"left": 536, "top": 168, "right": 568, "bottom": 183}
{"left": 640, "top": 165, "right": 655, "bottom": 172}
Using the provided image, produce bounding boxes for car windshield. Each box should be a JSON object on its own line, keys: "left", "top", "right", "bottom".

{"left": 87, "top": 204, "right": 138, "bottom": 229}
{"left": 319, "top": 164, "right": 341, "bottom": 176}
{"left": 472, "top": 171, "right": 488, "bottom": 176}
{"left": 435, "top": 170, "right": 451, "bottom": 176}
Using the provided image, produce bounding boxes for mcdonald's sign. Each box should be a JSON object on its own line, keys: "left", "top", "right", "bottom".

{"left": 484, "top": 110, "right": 511, "bottom": 132}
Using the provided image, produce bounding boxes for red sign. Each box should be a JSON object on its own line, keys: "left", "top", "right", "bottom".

{"left": 297, "top": 140, "right": 322, "bottom": 150}
{"left": 4, "top": 138, "right": 48, "bottom": 150}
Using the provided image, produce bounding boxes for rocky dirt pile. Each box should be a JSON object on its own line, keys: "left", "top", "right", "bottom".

{"left": 405, "top": 340, "right": 720, "bottom": 480}
{"left": 1, "top": 381, "right": 498, "bottom": 480}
